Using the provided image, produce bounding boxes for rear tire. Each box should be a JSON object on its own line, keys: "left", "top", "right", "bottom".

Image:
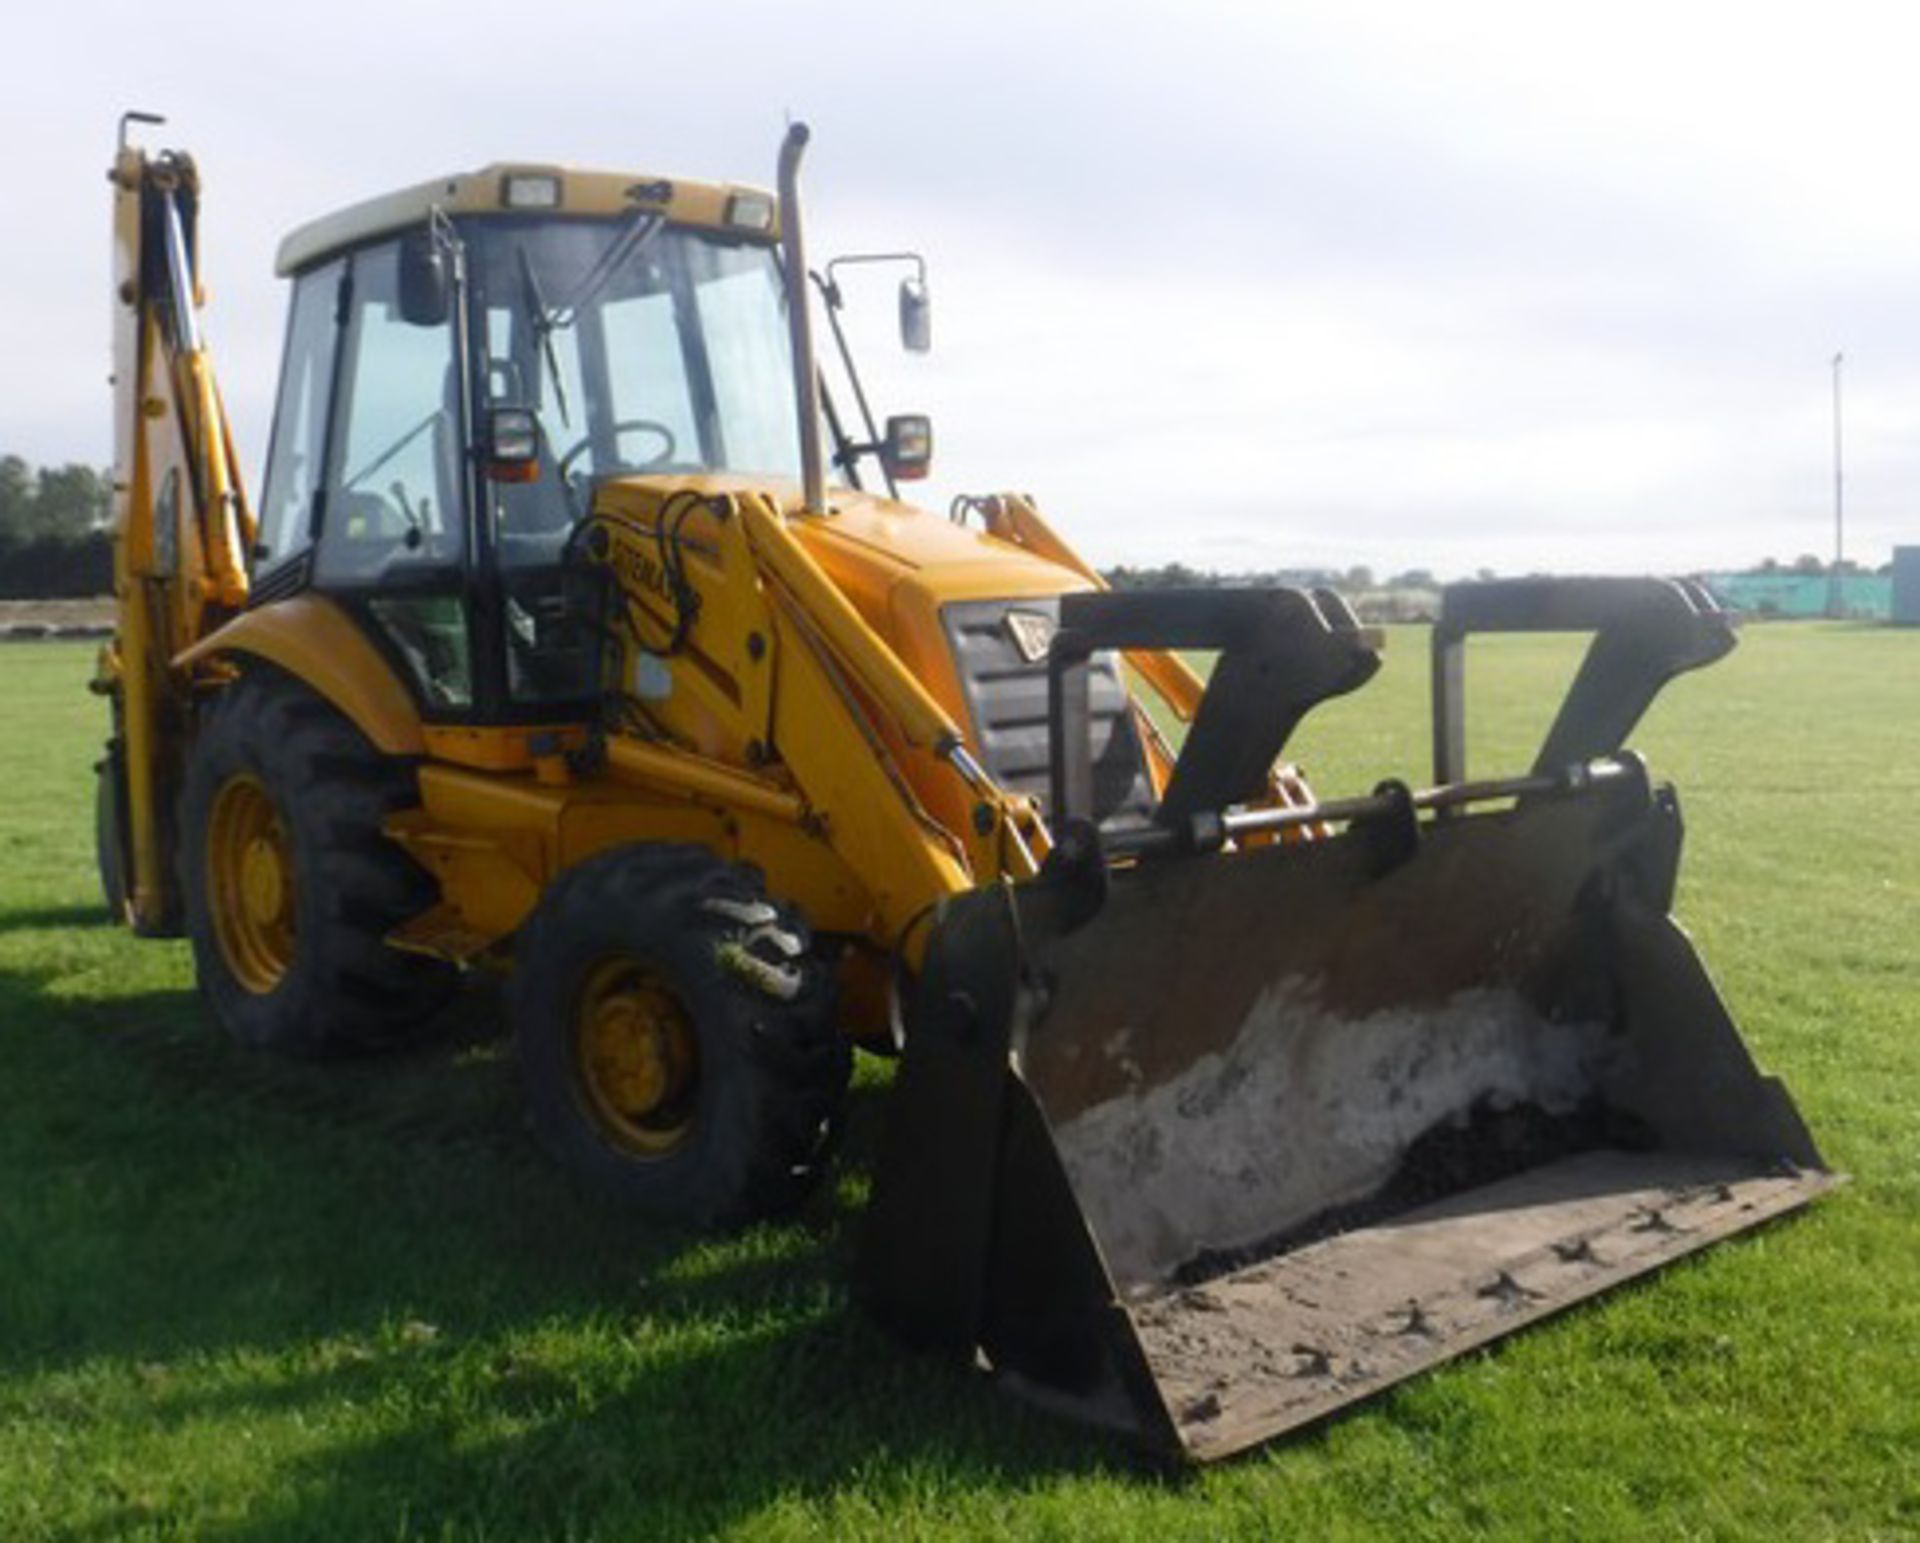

{"left": 179, "top": 668, "right": 454, "bottom": 1056}
{"left": 510, "top": 845, "right": 848, "bottom": 1228}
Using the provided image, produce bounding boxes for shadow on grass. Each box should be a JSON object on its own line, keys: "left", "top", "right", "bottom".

{"left": 69, "top": 1323, "right": 1147, "bottom": 1542}
{"left": 0, "top": 901, "right": 113, "bottom": 933}
{"left": 0, "top": 965, "right": 1138, "bottom": 1537}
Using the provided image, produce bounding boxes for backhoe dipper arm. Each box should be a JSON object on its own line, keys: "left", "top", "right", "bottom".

{"left": 102, "top": 117, "right": 256, "bottom": 931}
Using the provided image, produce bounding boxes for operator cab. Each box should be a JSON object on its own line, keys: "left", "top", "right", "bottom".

{"left": 250, "top": 165, "right": 800, "bottom": 723}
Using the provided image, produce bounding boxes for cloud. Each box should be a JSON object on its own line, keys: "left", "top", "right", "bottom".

{"left": 6, "top": 0, "right": 1918, "bottom": 576}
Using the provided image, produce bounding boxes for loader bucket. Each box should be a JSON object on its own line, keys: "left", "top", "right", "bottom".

{"left": 861, "top": 581, "right": 1833, "bottom": 1462}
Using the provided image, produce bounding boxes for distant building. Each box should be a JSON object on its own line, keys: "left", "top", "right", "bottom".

{"left": 1703, "top": 571, "right": 1891, "bottom": 620}
{"left": 1893, "top": 548, "right": 1920, "bottom": 626}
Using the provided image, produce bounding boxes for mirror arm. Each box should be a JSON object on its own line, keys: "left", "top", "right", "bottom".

{"left": 817, "top": 373, "right": 866, "bottom": 492}
{"left": 824, "top": 251, "right": 926, "bottom": 290}
{"left": 822, "top": 251, "right": 930, "bottom": 353}
{"left": 808, "top": 267, "right": 896, "bottom": 500}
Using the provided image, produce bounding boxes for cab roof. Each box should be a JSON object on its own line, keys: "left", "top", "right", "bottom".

{"left": 275, "top": 163, "right": 777, "bottom": 276}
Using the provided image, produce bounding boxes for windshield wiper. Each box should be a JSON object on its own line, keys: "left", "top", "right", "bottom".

{"left": 517, "top": 246, "right": 572, "bottom": 431}
{"left": 515, "top": 209, "right": 667, "bottom": 457}
{"left": 550, "top": 208, "right": 664, "bottom": 327}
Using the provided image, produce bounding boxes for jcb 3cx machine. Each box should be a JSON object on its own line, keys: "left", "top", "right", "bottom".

{"left": 94, "top": 112, "right": 1832, "bottom": 1460}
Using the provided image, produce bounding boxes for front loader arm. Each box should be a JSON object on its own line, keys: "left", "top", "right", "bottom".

{"left": 736, "top": 495, "right": 1041, "bottom": 939}
{"left": 100, "top": 122, "right": 255, "bottom": 931}
{"left": 977, "top": 492, "right": 1209, "bottom": 719}
{"left": 570, "top": 485, "right": 1028, "bottom": 960}
{"left": 973, "top": 492, "right": 1320, "bottom": 819}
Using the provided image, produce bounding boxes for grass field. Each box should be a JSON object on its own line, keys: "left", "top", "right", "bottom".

{"left": 2, "top": 626, "right": 1916, "bottom": 1541}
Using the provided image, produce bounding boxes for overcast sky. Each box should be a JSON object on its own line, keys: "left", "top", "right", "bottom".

{"left": 6, "top": 0, "right": 1919, "bottom": 576}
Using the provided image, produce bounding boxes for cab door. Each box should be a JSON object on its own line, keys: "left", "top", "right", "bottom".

{"left": 309, "top": 237, "right": 475, "bottom": 713}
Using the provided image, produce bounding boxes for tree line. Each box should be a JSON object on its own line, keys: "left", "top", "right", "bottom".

{"left": 1104, "top": 555, "right": 1894, "bottom": 593}
{"left": 0, "top": 451, "right": 1899, "bottom": 602}
{"left": 0, "top": 456, "right": 113, "bottom": 599}
{"left": 1104, "top": 563, "right": 1445, "bottom": 593}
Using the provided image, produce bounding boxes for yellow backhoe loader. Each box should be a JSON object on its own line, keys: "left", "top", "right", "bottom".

{"left": 94, "top": 111, "right": 1834, "bottom": 1461}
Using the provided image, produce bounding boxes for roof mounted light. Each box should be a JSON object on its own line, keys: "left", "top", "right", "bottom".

{"left": 501, "top": 173, "right": 562, "bottom": 210}
{"left": 725, "top": 190, "right": 775, "bottom": 232}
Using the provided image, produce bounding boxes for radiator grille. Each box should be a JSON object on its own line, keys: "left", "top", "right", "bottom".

{"left": 941, "top": 598, "right": 1154, "bottom": 828}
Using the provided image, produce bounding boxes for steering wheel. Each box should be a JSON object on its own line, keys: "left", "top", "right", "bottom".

{"left": 556, "top": 419, "right": 679, "bottom": 486}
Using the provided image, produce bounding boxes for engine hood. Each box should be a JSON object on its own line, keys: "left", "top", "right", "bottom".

{"left": 597, "top": 472, "right": 1098, "bottom": 807}
{"left": 796, "top": 485, "right": 1091, "bottom": 603}
{"left": 600, "top": 470, "right": 1093, "bottom": 642}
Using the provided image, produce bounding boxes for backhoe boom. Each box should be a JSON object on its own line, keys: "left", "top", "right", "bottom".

{"left": 98, "top": 122, "right": 254, "bottom": 932}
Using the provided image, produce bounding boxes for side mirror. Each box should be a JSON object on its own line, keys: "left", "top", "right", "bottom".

{"left": 881, "top": 414, "right": 933, "bottom": 481}
{"left": 398, "top": 228, "right": 450, "bottom": 327}
{"left": 898, "top": 277, "right": 931, "bottom": 353}
{"left": 484, "top": 405, "right": 540, "bottom": 483}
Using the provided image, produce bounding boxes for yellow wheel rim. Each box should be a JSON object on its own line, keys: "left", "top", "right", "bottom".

{"left": 206, "top": 772, "right": 297, "bottom": 995}
{"left": 575, "top": 957, "right": 699, "bottom": 1156}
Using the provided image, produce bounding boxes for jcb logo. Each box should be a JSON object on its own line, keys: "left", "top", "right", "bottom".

{"left": 1003, "top": 609, "right": 1056, "bottom": 665}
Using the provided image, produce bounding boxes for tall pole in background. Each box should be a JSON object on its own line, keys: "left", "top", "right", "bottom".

{"left": 1829, "top": 351, "right": 1845, "bottom": 619}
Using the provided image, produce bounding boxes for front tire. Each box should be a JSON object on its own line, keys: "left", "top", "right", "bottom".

{"left": 179, "top": 668, "right": 454, "bottom": 1055}
{"left": 510, "top": 845, "right": 848, "bottom": 1228}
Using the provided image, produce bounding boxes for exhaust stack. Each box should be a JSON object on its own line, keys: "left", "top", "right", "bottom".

{"left": 777, "top": 122, "right": 827, "bottom": 517}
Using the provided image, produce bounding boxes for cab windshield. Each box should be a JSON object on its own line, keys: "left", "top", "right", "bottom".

{"left": 465, "top": 215, "right": 801, "bottom": 565}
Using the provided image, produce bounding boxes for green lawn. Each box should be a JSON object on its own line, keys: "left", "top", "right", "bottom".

{"left": 1, "top": 626, "right": 1916, "bottom": 1541}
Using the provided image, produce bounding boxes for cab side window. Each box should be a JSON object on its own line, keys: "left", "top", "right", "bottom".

{"left": 254, "top": 259, "right": 343, "bottom": 573}
{"left": 315, "top": 241, "right": 463, "bottom": 585}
